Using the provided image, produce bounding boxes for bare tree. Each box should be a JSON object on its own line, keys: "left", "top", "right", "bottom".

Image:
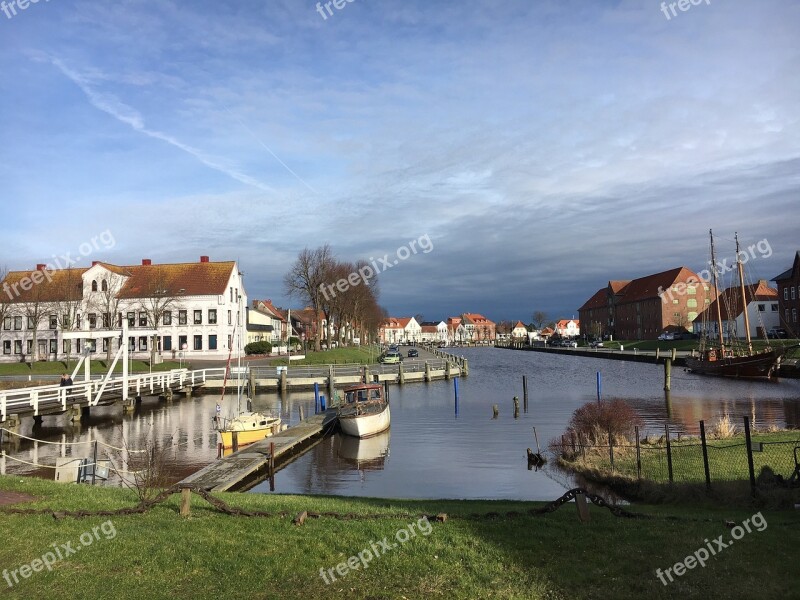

{"left": 136, "top": 266, "right": 183, "bottom": 364}
{"left": 0, "top": 266, "right": 11, "bottom": 352}
{"left": 531, "top": 311, "right": 548, "bottom": 330}
{"left": 50, "top": 269, "right": 84, "bottom": 365}
{"left": 284, "top": 245, "right": 335, "bottom": 352}
{"left": 91, "top": 274, "right": 126, "bottom": 361}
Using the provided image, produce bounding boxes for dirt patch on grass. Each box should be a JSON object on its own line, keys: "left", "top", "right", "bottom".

{"left": 0, "top": 490, "right": 38, "bottom": 506}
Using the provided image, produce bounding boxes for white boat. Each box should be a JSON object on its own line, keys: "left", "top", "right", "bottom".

{"left": 338, "top": 383, "right": 390, "bottom": 438}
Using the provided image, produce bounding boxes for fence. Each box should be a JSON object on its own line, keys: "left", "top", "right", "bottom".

{"left": 557, "top": 417, "right": 800, "bottom": 494}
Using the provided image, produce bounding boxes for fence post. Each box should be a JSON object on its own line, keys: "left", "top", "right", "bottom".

{"left": 635, "top": 426, "right": 641, "bottom": 480}
{"left": 699, "top": 420, "right": 711, "bottom": 490}
{"left": 665, "top": 424, "right": 673, "bottom": 484}
{"left": 743, "top": 416, "right": 756, "bottom": 496}
{"left": 608, "top": 432, "right": 614, "bottom": 472}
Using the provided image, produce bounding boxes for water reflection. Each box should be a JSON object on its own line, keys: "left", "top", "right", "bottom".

{"left": 2, "top": 348, "right": 799, "bottom": 500}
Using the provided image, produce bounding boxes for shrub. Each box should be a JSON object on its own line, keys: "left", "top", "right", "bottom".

{"left": 711, "top": 414, "right": 737, "bottom": 439}
{"left": 244, "top": 341, "right": 272, "bottom": 355}
{"left": 566, "top": 399, "right": 643, "bottom": 445}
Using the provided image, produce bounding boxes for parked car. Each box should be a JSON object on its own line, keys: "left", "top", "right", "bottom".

{"left": 381, "top": 351, "right": 402, "bottom": 364}
{"left": 590, "top": 340, "right": 604, "bottom": 348}
{"left": 407, "top": 348, "right": 419, "bottom": 358}
{"left": 657, "top": 332, "right": 672, "bottom": 341}
{"left": 768, "top": 328, "right": 789, "bottom": 339}
{"left": 565, "top": 340, "right": 578, "bottom": 348}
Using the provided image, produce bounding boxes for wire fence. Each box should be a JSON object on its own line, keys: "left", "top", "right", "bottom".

{"left": 556, "top": 416, "right": 800, "bottom": 493}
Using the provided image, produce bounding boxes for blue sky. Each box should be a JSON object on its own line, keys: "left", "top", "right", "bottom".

{"left": 1, "top": 0, "right": 799, "bottom": 322}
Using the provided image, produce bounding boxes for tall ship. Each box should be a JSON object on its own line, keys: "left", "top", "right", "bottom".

{"left": 685, "top": 230, "right": 784, "bottom": 378}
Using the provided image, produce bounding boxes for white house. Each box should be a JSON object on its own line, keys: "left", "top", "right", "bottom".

{"left": 693, "top": 280, "right": 779, "bottom": 339}
{"left": 379, "top": 317, "right": 422, "bottom": 344}
{"left": 555, "top": 319, "right": 580, "bottom": 337}
{"left": 420, "top": 321, "right": 447, "bottom": 343}
{"left": 512, "top": 321, "right": 528, "bottom": 339}
{"left": 0, "top": 257, "right": 246, "bottom": 362}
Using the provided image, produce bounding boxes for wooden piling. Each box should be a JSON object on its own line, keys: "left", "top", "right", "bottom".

{"left": 232, "top": 430, "right": 239, "bottom": 453}
{"left": 522, "top": 375, "right": 528, "bottom": 412}
{"left": 280, "top": 368, "right": 287, "bottom": 393}
{"left": 299, "top": 405, "right": 304, "bottom": 422}
{"left": 492, "top": 404, "right": 499, "bottom": 419}
{"left": 180, "top": 487, "right": 191, "bottom": 517}
{"left": 398, "top": 362, "right": 405, "bottom": 385}
{"left": 664, "top": 358, "right": 672, "bottom": 391}
{"left": 575, "top": 492, "right": 590, "bottom": 523}
{"left": 513, "top": 396, "right": 520, "bottom": 419}
{"left": 424, "top": 361, "right": 431, "bottom": 382}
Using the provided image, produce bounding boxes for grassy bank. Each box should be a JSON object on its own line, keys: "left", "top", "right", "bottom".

{"left": 0, "top": 360, "right": 184, "bottom": 377}
{"left": 271, "top": 347, "right": 380, "bottom": 366}
{"left": 0, "top": 476, "right": 798, "bottom": 599}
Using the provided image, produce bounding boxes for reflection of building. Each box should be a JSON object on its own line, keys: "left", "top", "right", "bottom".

{"left": 0, "top": 257, "right": 245, "bottom": 361}
{"left": 773, "top": 251, "right": 800, "bottom": 334}
{"left": 578, "top": 267, "right": 715, "bottom": 340}
{"left": 693, "top": 280, "right": 778, "bottom": 339}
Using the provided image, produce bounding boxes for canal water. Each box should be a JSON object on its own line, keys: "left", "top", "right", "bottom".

{"left": 3, "top": 348, "right": 800, "bottom": 500}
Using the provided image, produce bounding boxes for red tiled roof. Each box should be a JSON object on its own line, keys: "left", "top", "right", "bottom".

{"left": 463, "top": 313, "right": 494, "bottom": 324}
{"left": 579, "top": 288, "right": 607, "bottom": 311}
{"left": 116, "top": 261, "right": 237, "bottom": 299}
{"left": 1, "top": 267, "right": 87, "bottom": 304}
{"left": 615, "top": 267, "right": 696, "bottom": 304}
{"left": 514, "top": 321, "right": 526, "bottom": 329}
{"left": 420, "top": 325, "right": 439, "bottom": 333}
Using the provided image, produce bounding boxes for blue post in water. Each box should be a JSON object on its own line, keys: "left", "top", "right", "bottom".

{"left": 314, "top": 382, "right": 320, "bottom": 414}
{"left": 454, "top": 377, "right": 460, "bottom": 416}
{"left": 596, "top": 371, "right": 601, "bottom": 403}
{"left": 320, "top": 395, "right": 326, "bottom": 411}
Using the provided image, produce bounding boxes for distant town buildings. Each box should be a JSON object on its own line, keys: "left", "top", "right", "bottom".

{"left": 693, "top": 280, "right": 779, "bottom": 340}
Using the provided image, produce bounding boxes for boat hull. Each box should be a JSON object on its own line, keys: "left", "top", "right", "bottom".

{"left": 217, "top": 413, "right": 282, "bottom": 449}
{"left": 339, "top": 404, "right": 391, "bottom": 438}
{"left": 685, "top": 350, "right": 780, "bottom": 378}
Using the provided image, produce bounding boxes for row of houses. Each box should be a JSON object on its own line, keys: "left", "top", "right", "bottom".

{"left": 577, "top": 253, "right": 800, "bottom": 341}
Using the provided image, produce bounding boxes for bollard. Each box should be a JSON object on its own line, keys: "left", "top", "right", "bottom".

{"left": 664, "top": 358, "right": 672, "bottom": 391}
{"left": 454, "top": 377, "right": 460, "bottom": 416}
{"left": 280, "top": 369, "right": 287, "bottom": 394}
{"left": 299, "top": 404, "right": 305, "bottom": 422}
{"left": 522, "top": 375, "right": 528, "bottom": 413}
{"left": 398, "top": 362, "right": 405, "bottom": 385}
{"left": 328, "top": 365, "right": 335, "bottom": 399}
{"left": 314, "top": 382, "right": 320, "bottom": 414}
{"left": 575, "top": 492, "right": 590, "bottom": 523}
{"left": 180, "top": 488, "right": 191, "bottom": 517}
{"left": 232, "top": 431, "right": 239, "bottom": 453}
{"left": 425, "top": 361, "right": 431, "bottom": 382}
{"left": 513, "top": 396, "right": 520, "bottom": 419}
{"left": 492, "top": 404, "right": 499, "bottom": 419}
{"left": 596, "top": 372, "right": 601, "bottom": 403}
{"left": 320, "top": 395, "right": 326, "bottom": 411}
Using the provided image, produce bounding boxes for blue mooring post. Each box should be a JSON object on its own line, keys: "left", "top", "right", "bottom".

{"left": 320, "top": 395, "right": 326, "bottom": 411}
{"left": 454, "top": 377, "right": 460, "bottom": 416}
{"left": 314, "top": 382, "right": 320, "bottom": 414}
{"left": 596, "top": 371, "right": 601, "bottom": 403}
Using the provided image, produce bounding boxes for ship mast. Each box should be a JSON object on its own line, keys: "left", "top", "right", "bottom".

{"left": 709, "top": 229, "right": 726, "bottom": 357}
{"left": 735, "top": 232, "right": 753, "bottom": 355}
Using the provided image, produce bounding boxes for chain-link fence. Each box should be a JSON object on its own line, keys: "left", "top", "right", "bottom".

{"left": 556, "top": 417, "right": 800, "bottom": 493}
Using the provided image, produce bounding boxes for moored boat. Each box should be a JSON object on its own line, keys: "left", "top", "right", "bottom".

{"left": 338, "top": 383, "right": 390, "bottom": 438}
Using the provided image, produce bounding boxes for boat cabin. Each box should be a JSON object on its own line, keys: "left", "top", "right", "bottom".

{"left": 343, "top": 384, "right": 384, "bottom": 405}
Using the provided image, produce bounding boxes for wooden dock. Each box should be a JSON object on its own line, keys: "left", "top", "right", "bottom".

{"left": 178, "top": 410, "right": 339, "bottom": 492}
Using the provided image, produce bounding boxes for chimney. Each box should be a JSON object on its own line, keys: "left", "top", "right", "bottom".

{"left": 92, "top": 261, "right": 100, "bottom": 266}
{"left": 200, "top": 255, "right": 210, "bottom": 263}
{"left": 142, "top": 259, "right": 152, "bottom": 266}
{"left": 36, "top": 263, "right": 46, "bottom": 271}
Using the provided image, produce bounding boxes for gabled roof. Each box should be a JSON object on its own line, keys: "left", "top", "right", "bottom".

{"left": 1, "top": 267, "right": 88, "bottom": 304}
{"left": 695, "top": 280, "right": 777, "bottom": 321}
{"left": 773, "top": 251, "right": 800, "bottom": 282}
{"left": 513, "top": 321, "right": 527, "bottom": 329}
{"left": 462, "top": 313, "right": 494, "bottom": 324}
{"left": 116, "top": 261, "right": 237, "bottom": 299}
{"left": 616, "top": 267, "right": 695, "bottom": 304}
{"left": 420, "top": 324, "right": 439, "bottom": 333}
{"left": 253, "top": 299, "right": 286, "bottom": 322}
{"left": 579, "top": 288, "right": 607, "bottom": 312}
{"left": 609, "top": 280, "right": 630, "bottom": 294}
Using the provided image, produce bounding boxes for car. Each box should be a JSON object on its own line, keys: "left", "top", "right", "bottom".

{"left": 565, "top": 340, "right": 578, "bottom": 348}
{"left": 381, "top": 351, "right": 402, "bottom": 364}
{"left": 590, "top": 340, "right": 604, "bottom": 348}
{"left": 657, "top": 332, "right": 671, "bottom": 341}
{"left": 407, "top": 348, "right": 419, "bottom": 358}
{"left": 768, "top": 328, "right": 789, "bottom": 339}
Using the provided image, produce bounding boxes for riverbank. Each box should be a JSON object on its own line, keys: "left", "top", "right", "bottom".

{"left": 0, "top": 476, "right": 797, "bottom": 599}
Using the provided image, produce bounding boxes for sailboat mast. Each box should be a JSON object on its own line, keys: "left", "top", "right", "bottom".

{"left": 710, "top": 229, "right": 726, "bottom": 356}
{"left": 735, "top": 233, "right": 753, "bottom": 354}
{"left": 236, "top": 290, "right": 242, "bottom": 414}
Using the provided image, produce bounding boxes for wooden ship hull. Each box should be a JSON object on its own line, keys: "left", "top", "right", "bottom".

{"left": 685, "top": 350, "right": 780, "bottom": 379}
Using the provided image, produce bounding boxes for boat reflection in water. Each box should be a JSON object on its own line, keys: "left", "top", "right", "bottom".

{"left": 335, "top": 429, "right": 391, "bottom": 472}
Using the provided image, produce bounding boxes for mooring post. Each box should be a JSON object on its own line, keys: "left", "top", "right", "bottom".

{"left": 232, "top": 430, "right": 239, "bottom": 453}
{"left": 92, "top": 440, "right": 98, "bottom": 486}
{"left": 454, "top": 377, "right": 460, "bottom": 416}
{"left": 180, "top": 487, "right": 191, "bottom": 517}
{"left": 398, "top": 362, "right": 405, "bottom": 385}
{"left": 248, "top": 368, "right": 256, "bottom": 397}
{"left": 384, "top": 380, "right": 390, "bottom": 402}
{"left": 664, "top": 357, "right": 672, "bottom": 391}
{"left": 744, "top": 416, "right": 756, "bottom": 496}
{"left": 665, "top": 424, "right": 673, "bottom": 484}
{"left": 522, "top": 375, "right": 528, "bottom": 413}
{"left": 635, "top": 425, "right": 641, "bottom": 479}
{"left": 462, "top": 358, "right": 469, "bottom": 376}
{"left": 575, "top": 492, "right": 590, "bottom": 523}
{"left": 270, "top": 441, "right": 275, "bottom": 476}
{"left": 424, "top": 361, "right": 431, "bottom": 382}
{"left": 596, "top": 371, "right": 601, "bottom": 403}
{"left": 699, "top": 420, "right": 711, "bottom": 490}
{"left": 655, "top": 347, "right": 660, "bottom": 361}
{"left": 314, "top": 382, "right": 320, "bottom": 414}
{"left": 280, "top": 369, "right": 287, "bottom": 394}
{"left": 492, "top": 404, "right": 499, "bottom": 418}
{"left": 445, "top": 360, "right": 452, "bottom": 380}
{"left": 513, "top": 396, "right": 519, "bottom": 419}
{"left": 299, "top": 405, "right": 304, "bottom": 422}
{"left": 327, "top": 366, "right": 335, "bottom": 399}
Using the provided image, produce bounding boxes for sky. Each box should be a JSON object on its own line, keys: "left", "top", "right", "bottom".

{"left": 1, "top": 0, "right": 799, "bottom": 323}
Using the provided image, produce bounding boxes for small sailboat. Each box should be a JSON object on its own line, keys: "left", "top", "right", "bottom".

{"left": 214, "top": 295, "right": 281, "bottom": 449}
{"left": 686, "top": 230, "right": 784, "bottom": 378}
{"left": 337, "top": 383, "right": 390, "bottom": 438}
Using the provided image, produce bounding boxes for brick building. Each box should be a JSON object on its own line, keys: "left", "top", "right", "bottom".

{"left": 773, "top": 251, "right": 800, "bottom": 334}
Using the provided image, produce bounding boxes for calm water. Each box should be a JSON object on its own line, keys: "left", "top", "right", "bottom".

{"left": 3, "top": 348, "right": 800, "bottom": 500}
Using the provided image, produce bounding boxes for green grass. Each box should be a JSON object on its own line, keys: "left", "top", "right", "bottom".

{"left": 0, "top": 360, "right": 184, "bottom": 376}
{"left": 271, "top": 347, "right": 380, "bottom": 366}
{"left": 0, "top": 476, "right": 798, "bottom": 599}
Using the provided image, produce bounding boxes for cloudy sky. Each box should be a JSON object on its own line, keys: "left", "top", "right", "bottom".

{"left": 1, "top": 0, "right": 798, "bottom": 322}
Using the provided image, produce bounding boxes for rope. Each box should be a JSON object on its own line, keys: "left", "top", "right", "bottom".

{"left": 0, "top": 428, "right": 94, "bottom": 446}
{"left": 0, "top": 453, "right": 143, "bottom": 475}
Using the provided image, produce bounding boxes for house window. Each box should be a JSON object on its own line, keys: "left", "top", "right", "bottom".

{"left": 13, "top": 317, "right": 21, "bottom": 330}
{"left": 139, "top": 337, "right": 148, "bottom": 351}
{"left": 785, "top": 288, "right": 789, "bottom": 300}
{"left": 127, "top": 312, "right": 135, "bottom": 327}
{"left": 88, "top": 314, "right": 97, "bottom": 329}
{"left": 62, "top": 340, "right": 71, "bottom": 354}
{"left": 687, "top": 299, "right": 697, "bottom": 308}
{"left": 772, "top": 304, "right": 778, "bottom": 312}
{"left": 230, "top": 287, "right": 234, "bottom": 302}
{"left": 194, "top": 310, "right": 202, "bottom": 325}
{"left": 102, "top": 338, "right": 109, "bottom": 352}
{"left": 794, "top": 309, "right": 798, "bottom": 323}
{"left": 102, "top": 313, "right": 110, "bottom": 328}
{"left": 139, "top": 312, "right": 148, "bottom": 327}
{"left": 102, "top": 279, "right": 108, "bottom": 291}
{"left": 178, "top": 335, "right": 187, "bottom": 350}
{"left": 3, "top": 317, "right": 10, "bottom": 330}
{"left": 48, "top": 315, "right": 57, "bottom": 329}
{"left": 228, "top": 310, "right": 232, "bottom": 325}
{"left": 193, "top": 335, "right": 202, "bottom": 351}
{"left": 757, "top": 304, "right": 765, "bottom": 312}
{"left": 2, "top": 340, "right": 10, "bottom": 354}
{"left": 76, "top": 340, "right": 81, "bottom": 353}
{"left": 27, "top": 317, "right": 34, "bottom": 329}
{"left": 91, "top": 280, "right": 98, "bottom": 292}
{"left": 787, "top": 309, "right": 791, "bottom": 323}
{"left": 63, "top": 314, "right": 71, "bottom": 329}
{"left": 208, "top": 309, "right": 217, "bottom": 324}
{"left": 793, "top": 287, "right": 797, "bottom": 300}
{"left": 163, "top": 336, "right": 172, "bottom": 351}
{"left": 163, "top": 312, "right": 172, "bottom": 326}
{"left": 178, "top": 310, "right": 187, "bottom": 325}
{"left": 49, "top": 339, "right": 57, "bottom": 353}
{"left": 14, "top": 340, "right": 22, "bottom": 354}
{"left": 129, "top": 337, "right": 136, "bottom": 351}
{"left": 209, "top": 335, "right": 217, "bottom": 350}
